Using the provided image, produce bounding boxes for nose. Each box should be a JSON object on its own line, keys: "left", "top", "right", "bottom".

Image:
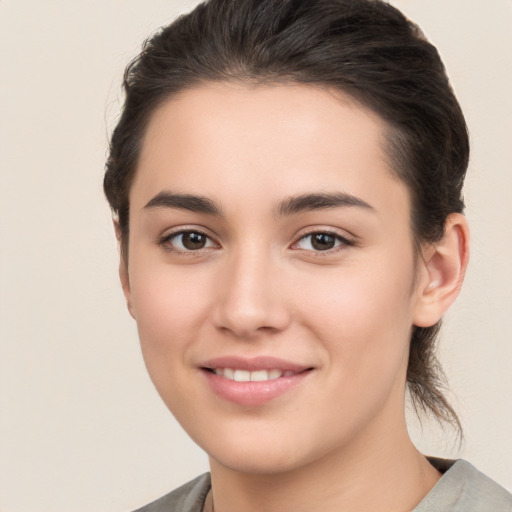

{"left": 211, "top": 248, "right": 291, "bottom": 338}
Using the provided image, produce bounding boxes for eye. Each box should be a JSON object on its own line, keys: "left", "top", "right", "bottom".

{"left": 159, "top": 230, "right": 217, "bottom": 252}
{"left": 294, "top": 231, "right": 352, "bottom": 252}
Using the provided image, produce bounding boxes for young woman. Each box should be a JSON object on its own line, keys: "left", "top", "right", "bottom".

{"left": 104, "top": 0, "right": 512, "bottom": 510}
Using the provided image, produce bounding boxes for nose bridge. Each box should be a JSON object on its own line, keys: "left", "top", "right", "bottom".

{"left": 212, "top": 241, "right": 289, "bottom": 337}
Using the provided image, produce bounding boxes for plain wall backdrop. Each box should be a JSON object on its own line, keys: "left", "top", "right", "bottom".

{"left": 0, "top": 1, "right": 511, "bottom": 511}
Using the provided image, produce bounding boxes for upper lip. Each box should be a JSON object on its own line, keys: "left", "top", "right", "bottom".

{"left": 200, "top": 356, "right": 311, "bottom": 373}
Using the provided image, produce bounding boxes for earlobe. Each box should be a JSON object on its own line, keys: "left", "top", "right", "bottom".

{"left": 413, "top": 213, "right": 470, "bottom": 328}
{"left": 113, "top": 219, "right": 136, "bottom": 319}
{"left": 119, "top": 260, "right": 136, "bottom": 319}
{"left": 113, "top": 218, "right": 123, "bottom": 242}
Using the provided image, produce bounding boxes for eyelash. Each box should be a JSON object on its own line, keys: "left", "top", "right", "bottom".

{"left": 158, "top": 229, "right": 218, "bottom": 254}
{"left": 157, "top": 229, "right": 355, "bottom": 255}
{"left": 292, "top": 230, "right": 355, "bottom": 254}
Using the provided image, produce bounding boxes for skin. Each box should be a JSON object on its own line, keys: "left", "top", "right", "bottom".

{"left": 119, "top": 83, "right": 469, "bottom": 512}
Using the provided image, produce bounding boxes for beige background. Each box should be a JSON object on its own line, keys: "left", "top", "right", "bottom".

{"left": 0, "top": 1, "right": 510, "bottom": 511}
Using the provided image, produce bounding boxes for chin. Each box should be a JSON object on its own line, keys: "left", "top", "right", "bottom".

{"left": 197, "top": 424, "right": 340, "bottom": 476}
{"left": 209, "top": 447, "right": 310, "bottom": 476}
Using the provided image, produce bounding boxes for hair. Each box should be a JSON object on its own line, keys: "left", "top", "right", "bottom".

{"left": 104, "top": 0, "right": 469, "bottom": 432}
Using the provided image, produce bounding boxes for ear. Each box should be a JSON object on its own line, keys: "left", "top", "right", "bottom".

{"left": 413, "top": 213, "right": 470, "bottom": 327}
{"left": 113, "top": 219, "right": 136, "bottom": 319}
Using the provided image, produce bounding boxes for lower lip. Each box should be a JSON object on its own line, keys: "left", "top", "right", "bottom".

{"left": 201, "top": 369, "right": 312, "bottom": 406}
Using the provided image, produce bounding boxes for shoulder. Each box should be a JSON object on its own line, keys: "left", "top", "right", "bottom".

{"left": 415, "top": 458, "right": 512, "bottom": 512}
{"left": 132, "top": 473, "right": 211, "bottom": 512}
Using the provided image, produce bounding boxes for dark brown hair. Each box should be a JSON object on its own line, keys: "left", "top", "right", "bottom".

{"left": 104, "top": 0, "right": 469, "bottom": 432}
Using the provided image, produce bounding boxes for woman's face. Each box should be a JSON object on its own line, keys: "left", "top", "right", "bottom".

{"left": 123, "top": 83, "right": 431, "bottom": 474}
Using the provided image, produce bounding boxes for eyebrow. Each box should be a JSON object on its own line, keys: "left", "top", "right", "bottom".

{"left": 144, "top": 191, "right": 222, "bottom": 215}
{"left": 276, "top": 192, "right": 375, "bottom": 216}
{"left": 143, "top": 190, "right": 374, "bottom": 217}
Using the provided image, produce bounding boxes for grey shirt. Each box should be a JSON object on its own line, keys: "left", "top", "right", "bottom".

{"left": 134, "top": 459, "right": 512, "bottom": 511}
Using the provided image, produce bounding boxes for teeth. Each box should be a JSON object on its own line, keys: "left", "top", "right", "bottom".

{"left": 233, "top": 369, "right": 251, "bottom": 382}
{"left": 250, "top": 370, "right": 272, "bottom": 381}
{"left": 268, "top": 369, "right": 283, "bottom": 380}
{"left": 213, "top": 368, "right": 286, "bottom": 381}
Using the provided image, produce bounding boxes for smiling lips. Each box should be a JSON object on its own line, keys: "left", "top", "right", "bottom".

{"left": 201, "top": 357, "right": 313, "bottom": 406}
{"left": 213, "top": 368, "right": 296, "bottom": 382}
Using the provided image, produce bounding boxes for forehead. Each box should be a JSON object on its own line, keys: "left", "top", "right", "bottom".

{"left": 132, "top": 82, "right": 409, "bottom": 217}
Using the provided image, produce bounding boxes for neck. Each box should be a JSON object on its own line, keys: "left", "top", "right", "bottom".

{"left": 208, "top": 413, "right": 440, "bottom": 512}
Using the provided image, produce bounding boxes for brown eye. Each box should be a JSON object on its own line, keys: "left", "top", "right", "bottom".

{"left": 311, "top": 233, "right": 337, "bottom": 251}
{"left": 181, "top": 232, "right": 208, "bottom": 250}
{"left": 160, "top": 230, "right": 216, "bottom": 252}
{"left": 294, "top": 231, "right": 352, "bottom": 252}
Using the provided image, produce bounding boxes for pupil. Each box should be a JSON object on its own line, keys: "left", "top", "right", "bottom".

{"left": 183, "top": 232, "right": 206, "bottom": 250}
{"left": 312, "top": 233, "right": 335, "bottom": 251}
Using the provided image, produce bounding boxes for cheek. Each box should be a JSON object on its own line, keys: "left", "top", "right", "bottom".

{"left": 128, "top": 259, "right": 213, "bottom": 366}
{"left": 299, "top": 256, "right": 416, "bottom": 378}
{"left": 127, "top": 262, "right": 216, "bottom": 417}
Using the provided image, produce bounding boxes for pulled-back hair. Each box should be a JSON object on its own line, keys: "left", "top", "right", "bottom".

{"left": 104, "top": 0, "right": 469, "bottom": 432}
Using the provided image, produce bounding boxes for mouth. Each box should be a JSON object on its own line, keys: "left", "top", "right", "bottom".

{"left": 199, "top": 357, "right": 314, "bottom": 406}
{"left": 204, "top": 368, "right": 301, "bottom": 382}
